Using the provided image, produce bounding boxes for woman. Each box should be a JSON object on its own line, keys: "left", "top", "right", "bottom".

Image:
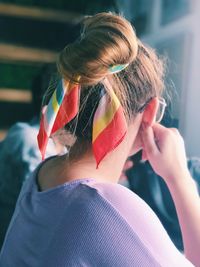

{"left": 0, "top": 13, "right": 199, "bottom": 267}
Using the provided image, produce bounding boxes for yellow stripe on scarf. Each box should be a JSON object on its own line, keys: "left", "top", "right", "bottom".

{"left": 93, "top": 92, "right": 120, "bottom": 142}
{"left": 51, "top": 90, "right": 59, "bottom": 112}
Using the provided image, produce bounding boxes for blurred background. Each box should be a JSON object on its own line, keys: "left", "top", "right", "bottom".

{"left": 0, "top": 0, "right": 200, "bottom": 157}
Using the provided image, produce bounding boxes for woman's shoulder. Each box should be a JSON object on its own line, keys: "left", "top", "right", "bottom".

{"left": 44, "top": 180, "right": 163, "bottom": 266}
{"left": 82, "top": 179, "right": 152, "bottom": 215}
{"left": 68, "top": 180, "right": 164, "bottom": 248}
{"left": 45, "top": 180, "right": 191, "bottom": 267}
{"left": 64, "top": 180, "right": 192, "bottom": 267}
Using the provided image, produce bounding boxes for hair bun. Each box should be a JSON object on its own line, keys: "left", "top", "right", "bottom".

{"left": 58, "top": 13, "right": 138, "bottom": 86}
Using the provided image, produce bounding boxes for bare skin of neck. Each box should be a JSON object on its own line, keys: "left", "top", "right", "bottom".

{"left": 37, "top": 114, "right": 143, "bottom": 192}
{"left": 38, "top": 143, "right": 129, "bottom": 191}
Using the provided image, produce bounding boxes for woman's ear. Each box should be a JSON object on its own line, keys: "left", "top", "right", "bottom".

{"left": 142, "top": 97, "right": 159, "bottom": 126}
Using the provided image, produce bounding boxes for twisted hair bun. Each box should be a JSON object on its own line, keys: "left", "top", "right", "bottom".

{"left": 58, "top": 12, "right": 138, "bottom": 86}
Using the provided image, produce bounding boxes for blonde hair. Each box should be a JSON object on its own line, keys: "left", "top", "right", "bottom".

{"left": 46, "top": 12, "right": 165, "bottom": 157}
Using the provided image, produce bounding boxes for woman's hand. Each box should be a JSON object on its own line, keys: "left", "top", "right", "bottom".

{"left": 141, "top": 123, "right": 200, "bottom": 266}
{"left": 141, "top": 122, "right": 189, "bottom": 184}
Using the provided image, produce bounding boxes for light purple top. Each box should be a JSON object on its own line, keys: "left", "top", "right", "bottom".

{"left": 0, "top": 162, "right": 194, "bottom": 266}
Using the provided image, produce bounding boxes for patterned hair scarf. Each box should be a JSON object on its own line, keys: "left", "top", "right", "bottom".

{"left": 37, "top": 79, "right": 80, "bottom": 160}
{"left": 37, "top": 63, "right": 128, "bottom": 167}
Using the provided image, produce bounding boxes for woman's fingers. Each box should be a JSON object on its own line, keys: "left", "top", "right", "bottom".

{"left": 141, "top": 123, "right": 188, "bottom": 181}
{"left": 141, "top": 123, "right": 159, "bottom": 156}
{"left": 142, "top": 149, "right": 147, "bottom": 161}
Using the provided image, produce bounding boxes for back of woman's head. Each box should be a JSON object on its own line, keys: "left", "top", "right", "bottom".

{"left": 58, "top": 12, "right": 138, "bottom": 85}
{"left": 48, "top": 13, "right": 165, "bottom": 154}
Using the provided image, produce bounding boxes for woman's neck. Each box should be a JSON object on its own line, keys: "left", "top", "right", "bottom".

{"left": 38, "top": 152, "right": 127, "bottom": 192}
{"left": 38, "top": 129, "right": 136, "bottom": 191}
{"left": 62, "top": 151, "right": 126, "bottom": 184}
